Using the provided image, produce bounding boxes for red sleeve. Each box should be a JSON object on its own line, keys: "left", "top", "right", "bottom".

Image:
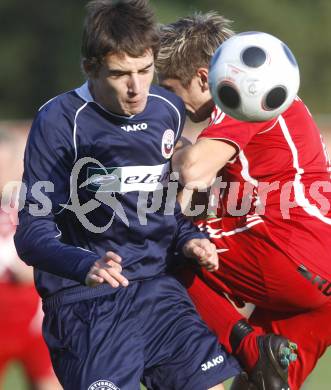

{"left": 198, "top": 106, "right": 278, "bottom": 153}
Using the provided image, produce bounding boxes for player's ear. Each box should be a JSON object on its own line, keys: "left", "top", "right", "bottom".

{"left": 82, "top": 58, "right": 100, "bottom": 78}
{"left": 196, "top": 68, "right": 209, "bottom": 92}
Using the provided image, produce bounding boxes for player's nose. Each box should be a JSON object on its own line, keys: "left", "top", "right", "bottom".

{"left": 128, "top": 74, "right": 140, "bottom": 95}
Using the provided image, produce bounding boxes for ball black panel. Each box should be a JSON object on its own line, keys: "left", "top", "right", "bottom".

{"left": 282, "top": 43, "right": 298, "bottom": 67}
{"left": 264, "top": 86, "right": 287, "bottom": 110}
{"left": 218, "top": 83, "right": 240, "bottom": 109}
{"left": 241, "top": 46, "right": 266, "bottom": 68}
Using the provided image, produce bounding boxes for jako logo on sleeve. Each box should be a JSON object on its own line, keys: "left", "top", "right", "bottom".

{"left": 201, "top": 355, "right": 224, "bottom": 371}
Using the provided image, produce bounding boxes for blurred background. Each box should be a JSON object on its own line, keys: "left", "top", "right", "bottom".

{"left": 0, "top": 0, "right": 330, "bottom": 389}
{"left": 0, "top": 0, "right": 330, "bottom": 119}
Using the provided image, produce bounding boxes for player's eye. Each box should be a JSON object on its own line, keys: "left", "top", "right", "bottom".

{"left": 107, "top": 70, "right": 128, "bottom": 78}
{"left": 139, "top": 64, "right": 153, "bottom": 74}
{"left": 139, "top": 68, "right": 152, "bottom": 74}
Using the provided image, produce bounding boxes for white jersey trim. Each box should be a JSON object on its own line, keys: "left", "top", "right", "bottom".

{"left": 203, "top": 218, "right": 264, "bottom": 239}
{"left": 38, "top": 96, "right": 57, "bottom": 111}
{"left": 54, "top": 224, "right": 62, "bottom": 238}
{"left": 257, "top": 117, "right": 280, "bottom": 134}
{"left": 279, "top": 115, "right": 331, "bottom": 225}
{"left": 239, "top": 151, "right": 259, "bottom": 187}
{"left": 55, "top": 101, "right": 90, "bottom": 215}
{"left": 148, "top": 93, "right": 182, "bottom": 140}
{"left": 210, "top": 106, "right": 226, "bottom": 125}
{"left": 73, "top": 103, "right": 89, "bottom": 162}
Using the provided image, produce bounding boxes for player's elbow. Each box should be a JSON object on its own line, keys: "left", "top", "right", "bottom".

{"left": 14, "top": 228, "right": 36, "bottom": 267}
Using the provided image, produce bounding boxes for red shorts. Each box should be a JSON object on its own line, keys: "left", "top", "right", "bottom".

{"left": 0, "top": 283, "right": 53, "bottom": 381}
{"left": 198, "top": 218, "right": 329, "bottom": 311}
{"left": 179, "top": 218, "right": 331, "bottom": 389}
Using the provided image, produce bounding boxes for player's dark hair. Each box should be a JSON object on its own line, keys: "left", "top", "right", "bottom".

{"left": 81, "top": 0, "right": 160, "bottom": 76}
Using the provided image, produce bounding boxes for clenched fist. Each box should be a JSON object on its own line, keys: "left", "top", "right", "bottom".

{"left": 182, "top": 238, "right": 218, "bottom": 272}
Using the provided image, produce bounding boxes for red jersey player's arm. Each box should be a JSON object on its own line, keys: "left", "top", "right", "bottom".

{"left": 172, "top": 138, "right": 236, "bottom": 189}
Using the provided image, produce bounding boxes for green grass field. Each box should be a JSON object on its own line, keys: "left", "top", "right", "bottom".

{"left": 3, "top": 348, "right": 331, "bottom": 389}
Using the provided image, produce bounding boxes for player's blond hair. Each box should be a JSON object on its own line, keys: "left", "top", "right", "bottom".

{"left": 156, "top": 12, "right": 234, "bottom": 87}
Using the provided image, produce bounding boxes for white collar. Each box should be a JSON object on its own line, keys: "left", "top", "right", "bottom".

{"left": 75, "top": 82, "right": 94, "bottom": 103}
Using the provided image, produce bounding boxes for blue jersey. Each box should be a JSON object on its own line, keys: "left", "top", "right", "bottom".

{"left": 15, "top": 83, "right": 204, "bottom": 300}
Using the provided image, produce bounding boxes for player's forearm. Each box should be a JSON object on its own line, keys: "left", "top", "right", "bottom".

{"left": 14, "top": 209, "right": 99, "bottom": 284}
{"left": 173, "top": 138, "right": 236, "bottom": 189}
{"left": 172, "top": 145, "right": 215, "bottom": 189}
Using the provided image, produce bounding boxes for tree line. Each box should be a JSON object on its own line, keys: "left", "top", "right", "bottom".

{"left": 0, "top": 0, "right": 330, "bottom": 119}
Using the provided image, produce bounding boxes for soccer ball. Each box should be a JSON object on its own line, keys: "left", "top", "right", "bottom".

{"left": 208, "top": 31, "right": 300, "bottom": 122}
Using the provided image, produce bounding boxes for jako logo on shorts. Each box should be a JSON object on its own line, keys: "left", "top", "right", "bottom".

{"left": 88, "top": 379, "right": 120, "bottom": 390}
{"left": 201, "top": 355, "right": 224, "bottom": 371}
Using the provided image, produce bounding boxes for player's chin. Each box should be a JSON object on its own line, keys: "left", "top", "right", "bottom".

{"left": 126, "top": 99, "right": 147, "bottom": 115}
{"left": 187, "top": 110, "right": 208, "bottom": 123}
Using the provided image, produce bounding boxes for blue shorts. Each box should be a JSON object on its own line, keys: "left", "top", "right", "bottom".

{"left": 43, "top": 275, "right": 240, "bottom": 390}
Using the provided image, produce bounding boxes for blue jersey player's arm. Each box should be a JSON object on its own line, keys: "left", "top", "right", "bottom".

{"left": 14, "top": 108, "right": 99, "bottom": 285}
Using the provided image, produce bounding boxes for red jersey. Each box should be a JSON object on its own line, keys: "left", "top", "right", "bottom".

{"left": 198, "top": 98, "right": 331, "bottom": 281}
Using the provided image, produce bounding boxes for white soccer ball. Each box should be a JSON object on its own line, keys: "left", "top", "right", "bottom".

{"left": 208, "top": 31, "right": 300, "bottom": 122}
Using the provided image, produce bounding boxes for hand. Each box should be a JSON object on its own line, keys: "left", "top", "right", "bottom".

{"left": 85, "top": 251, "right": 129, "bottom": 288}
{"left": 182, "top": 238, "right": 218, "bottom": 272}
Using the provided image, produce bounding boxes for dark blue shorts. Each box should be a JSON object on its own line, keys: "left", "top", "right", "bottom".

{"left": 43, "top": 275, "right": 240, "bottom": 390}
